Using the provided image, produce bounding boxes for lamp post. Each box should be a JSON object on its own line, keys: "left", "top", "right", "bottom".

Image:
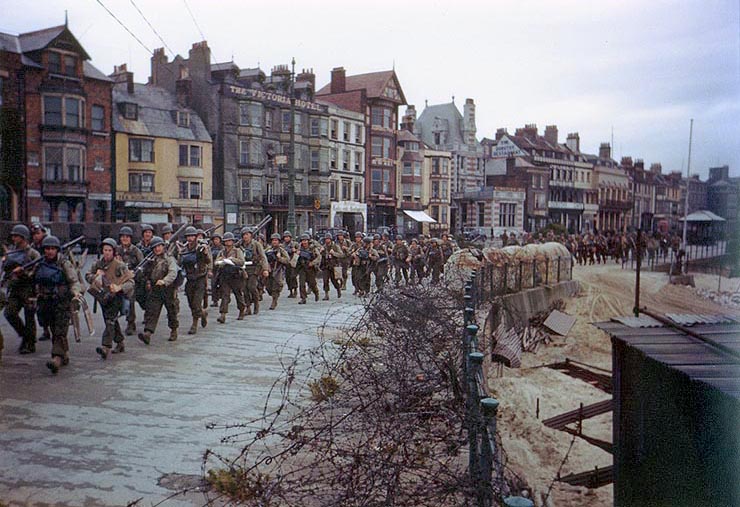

{"left": 286, "top": 58, "right": 297, "bottom": 234}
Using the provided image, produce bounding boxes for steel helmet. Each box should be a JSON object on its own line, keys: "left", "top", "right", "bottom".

{"left": 30, "top": 222, "right": 46, "bottom": 233}
{"left": 241, "top": 226, "right": 254, "bottom": 236}
{"left": 396, "top": 235, "right": 403, "bottom": 241}
{"left": 300, "top": 233, "right": 310, "bottom": 241}
{"left": 41, "top": 235, "right": 61, "bottom": 249}
{"left": 354, "top": 231, "right": 362, "bottom": 238}
{"left": 119, "top": 226, "right": 134, "bottom": 237}
{"left": 373, "top": 234, "right": 380, "bottom": 241}
{"left": 149, "top": 236, "right": 165, "bottom": 248}
{"left": 282, "top": 230, "right": 293, "bottom": 238}
{"left": 211, "top": 231, "right": 222, "bottom": 239}
{"left": 270, "top": 233, "right": 281, "bottom": 240}
{"left": 101, "top": 237, "right": 118, "bottom": 249}
{"left": 140, "top": 223, "right": 154, "bottom": 232}
{"left": 10, "top": 224, "right": 30, "bottom": 240}
{"left": 363, "top": 236, "right": 372, "bottom": 243}
{"left": 184, "top": 226, "right": 198, "bottom": 237}
{"left": 324, "top": 234, "right": 333, "bottom": 241}
{"left": 196, "top": 228, "right": 205, "bottom": 236}
{"left": 222, "top": 232, "right": 236, "bottom": 242}
{"left": 161, "top": 224, "right": 173, "bottom": 234}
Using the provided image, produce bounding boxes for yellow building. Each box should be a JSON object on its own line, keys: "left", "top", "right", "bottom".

{"left": 111, "top": 65, "right": 216, "bottom": 225}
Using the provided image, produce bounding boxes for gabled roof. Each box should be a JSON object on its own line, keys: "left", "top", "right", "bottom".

{"left": 113, "top": 83, "right": 211, "bottom": 143}
{"left": 211, "top": 62, "right": 239, "bottom": 73}
{"left": 18, "top": 25, "right": 90, "bottom": 60}
{"left": 415, "top": 102, "right": 464, "bottom": 147}
{"left": 397, "top": 129, "right": 421, "bottom": 143}
{"left": 316, "top": 69, "right": 406, "bottom": 103}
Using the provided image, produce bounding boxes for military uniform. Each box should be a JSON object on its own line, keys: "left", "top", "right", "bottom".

{"left": 319, "top": 237, "right": 345, "bottom": 300}
{"left": 3, "top": 241, "right": 40, "bottom": 353}
{"left": 292, "top": 237, "right": 321, "bottom": 304}
{"left": 335, "top": 235, "right": 352, "bottom": 290}
{"left": 134, "top": 236, "right": 154, "bottom": 311}
{"left": 282, "top": 233, "right": 299, "bottom": 298}
{"left": 426, "top": 240, "right": 445, "bottom": 284}
{"left": 138, "top": 239, "right": 179, "bottom": 344}
{"left": 265, "top": 237, "right": 291, "bottom": 309}
{"left": 215, "top": 238, "right": 246, "bottom": 322}
{"left": 240, "top": 237, "right": 269, "bottom": 314}
{"left": 373, "top": 239, "right": 390, "bottom": 291}
{"left": 117, "top": 241, "right": 143, "bottom": 335}
{"left": 349, "top": 235, "right": 364, "bottom": 294}
{"left": 392, "top": 238, "right": 410, "bottom": 285}
{"left": 352, "top": 238, "right": 377, "bottom": 296}
{"left": 181, "top": 235, "right": 212, "bottom": 334}
{"left": 209, "top": 237, "right": 224, "bottom": 307}
{"left": 408, "top": 241, "right": 425, "bottom": 283}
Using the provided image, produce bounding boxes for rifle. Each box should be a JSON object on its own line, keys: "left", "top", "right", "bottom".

{"left": 19, "top": 236, "right": 85, "bottom": 271}
{"left": 134, "top": 222, "right": 189, "bottom": 274}
{"left": 236, "top": 215, "right": 273, "bottom": 247}
{"left": 203, "top": 223, "right": 224, "bottom": 237}
{"left": 166, "top": 222, "right": 192, "bottom": 257}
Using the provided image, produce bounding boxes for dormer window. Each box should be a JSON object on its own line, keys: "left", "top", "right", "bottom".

{"left": 48, "top": 52, "right": 61, "bottom": 73}
{"left": 48, "top": 51, "right": 77, "bottom": 76}
{"left": 177, "top": 111, "right": 190, "bottom": 127}
{"left": 123, "top": 102, "right": 138, "bottom": 120}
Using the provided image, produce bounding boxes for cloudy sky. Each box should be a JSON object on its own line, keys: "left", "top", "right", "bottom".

{"left": 3, "top": 0, "right": 738, "bottom": 178}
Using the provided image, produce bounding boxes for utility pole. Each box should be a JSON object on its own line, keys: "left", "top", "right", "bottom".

{"left": 682, "top": 119, "right": 693, "bottom": 274}
{"left": 286, "top": 58, "right": 297, "bottom": 234}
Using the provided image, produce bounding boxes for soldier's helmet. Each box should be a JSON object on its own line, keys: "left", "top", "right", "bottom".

{"left": 41, "top": 235, "right": 61, "bottom": 249}
{"left": 30, "top": 222, "right": 46, "bottom": 234}
{"left": 363, "top": 236, "right": 372, "bottom": 243}
{"left": 373, "top": 234, "right": 380, "bottom": 241}
{"left": 161, "top": 224, "right": 173, "bottom": 234}
{"left": 222, "top": 232, "right": 236, "bottom": 242}
{"left": 141, "top": 224, "right": 154, "bottom": 232}
{"left": 411, "top": 238, "right": 418, "bottom": 244}
{"left": 382, "top": 231, "right": 390, "bottom": 238}
{"left": 241, "top": 226, "right": 254, "bottom": 236}
{"left": 337, "top": 231, "right": 345, "bottom": 237}
{"left": 10, "top": 224, "right": 30, "bottom": 240}
{"left": 101, "top": 237, "right": 118, "bottom": 249}
{"left": 396, "top": 235, "right": 403, "bottom": 241}
{"left": 434, "top": 238, "right": 442, "bottom": 245}
{"left": 196, "top": 228, "right": 205, "bottom": 236}
{"left": 270, "top": 233, "right": 281, "bottom": 241}
{"left": 324, "top": 234, "right": 333, "bottom": 241}
{"left": 149, "top": 236, "right": 165, "bottom": 248}
{"left": 300, "top": 233, "right": 311, "bottom": 241}
{"left": 119, "top": 226, "right": 134, "bottom": 237}
{"left": 354, "top": 231, "right": 363, "bottom": 238}
{"left": 282, "top": 230, "right": 293, "bottom": 238}
{"left": 211, "top": 231, "right": 222, "bottom": 240}
{"left": 184, "top": 226, "right": 198, "bottom": 237}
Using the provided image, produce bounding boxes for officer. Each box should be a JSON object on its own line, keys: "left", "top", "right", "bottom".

{"left": 264, "top": 233, "right": 292, "bottom": 310}
{"left": 180, "top": 226, "right": 212, "bottom": 334}
{"left": 87, "top": 238, "right": 134, "bottom": 359}
{"left": 392, "top": 235, "right": 410, "bottom": 286}
{"left": 138, "top": 236, "right": 179, "bottom": 345}
{"left": 2, "top": 224, "right": 40, "bottom": 354}
{"left": 292, "top": 233, "right": 321, "bottom": 304}
{"left": 282, "top": 231, "right": 299, "bottom": 298}
{"left": 239, "top": 227, "right": 269, "bottom": 315}
{"left": 320, "top": 234, "right": 345, "bottom": 300}
{"left": 34, "top": 236, "right": 81, "bottom": 374}
{"left": 351, "top": 236, "right": 377, "bottom": 297}
{"left": 335, "top": 231, "right": 351, "bottom": 290}
{"left": 209, "top": 232, "right": 224, "bottom": 308}
{"left": 214, "top": 232, "right": 246, "bottom": 323}
{"left": 117, "top": 226, "right": 143, "bottom": 335}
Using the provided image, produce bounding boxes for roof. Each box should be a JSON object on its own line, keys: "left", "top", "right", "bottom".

{"left": 415, "top": 102, "right": 464, "bottom": 147}
{"left": 83, "top": 61, "right": 113, "bottom": 82}
{"left": 211, "top": 62, "right": 239, "bottom": 73}
{"left": 596, "top": 318, "right": 740, "bottom": 400}
{"left": 112, "top": 83, "right": 211, "bottom": 142}
{"left": 316, "top": 69, "right": 406, "bottom": 103}
{"left": 18, "top": 25, "right": 90, "bottom": 60}
{"left": 397, "top": 129, "right": 421, "bottom": 143}
{"left": 681, "top": 210, "right": 726, "bottom": 222}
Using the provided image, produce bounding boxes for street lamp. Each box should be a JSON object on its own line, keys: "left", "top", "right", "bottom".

{"left": 286, "top": 57, "right": 297, "bottom": 234}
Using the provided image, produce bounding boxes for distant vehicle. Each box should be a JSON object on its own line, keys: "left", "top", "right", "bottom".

{"left": 463, "top": 227, "right": 488, "bottom": 242}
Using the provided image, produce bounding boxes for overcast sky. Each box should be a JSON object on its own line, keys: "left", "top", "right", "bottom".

{"left": 3, "top": 0, "right": 738, "bottom": 178}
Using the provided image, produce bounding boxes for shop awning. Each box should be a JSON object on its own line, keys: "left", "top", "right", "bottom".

{"left": 403, "top": 210, "right": 437, "bottom": 223}
{"left": 680, "top": 210, "right": 726, "bottom": 222}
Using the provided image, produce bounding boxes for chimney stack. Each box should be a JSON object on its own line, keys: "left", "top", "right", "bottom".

{"left": 545, "top": 125, "right": 558, "bottom": 146}
{"left": 111, "top": 63, "right": 134, "bottom": 94}
{"left": 463, "top": 98, "right": 477, "bottom": 144}
{"left": 401, "top": 105, "right": 416, "bottom": 132}
{"left": 515, "top": 124, "right": 538, "bottom": 141}
{"left": 495, "top": 128, "right": 508, "bottom": 141}
{"left": 296, "top": 68, "right": 316, "bottom": 92}
{"left": 176, "top": 65, "right": 191, "bottom": 107}
{"left": 188, "top": 41, "right": 211, "bottom": 81}
{"left": 599, "top": 142, "right": 611, "bottom": 160}
{"left": 649, "top": 162, "right": 662, "bottom": 174}
{"left": 330, "top": 67, "right": 346, "bottom": 94}
{"left": 150, "top": 48, "right": 167, "bottom": 86}
{"left": 566, "top": 132, "right": 580, "bottom": 153}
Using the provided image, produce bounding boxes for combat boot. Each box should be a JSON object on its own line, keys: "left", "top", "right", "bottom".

{"left": 168, "top": 329, "right": 178, "bottom": 342}
{"left": 46, "top": 356, "right": 62, "bottom": 374}
{"left": 245, "top": 306, "right": 252, "bottom": 316}
{"left": 298, "top": 298, "right": 307, "bottom": 304}
{"left": 112, "top": 342, "right": 125, "bottom": 354}
{"left": 287, "top": 289, "right": 297, "bottom": 298}
{"left": 237, "top": 308, "right": 246, "bottom": 320}
{"left": 95, "top": 346, "right": 111, "bottom": 360}
{"left": 125, "top": 322, "right": 136, "bottom": 336}
{"left": 337, "top": 287, "right": 342, "bottom": 299}
{"left": 138, "top": 331, "right": 151, "bottom": 345}
{"left": 39, "top": 327, "right": 51, "bottom": 341}
{"left": 269, "top": 297, "right": 278, "bottom": 310}
{"left": 217, "top": 313, "right": 227, "bottom": 324}
{"left": 314, "top": 290, "right": 320, "bottom": 302}
{"left": 253, "top": 300, "right": 259, "bottom": 315}
{"left": 188, "top": 320, "right": 198, "bottom": 335}
{"left": 62, "top": 353, "right": 70, "bottom": 366}
{"left": 323, "top": 291, "right": 330, "bottom": 301}
{"left": 201, "top": 310, "right": 208, "bottom": 328}
{"left": 19, "top": 340, "right": 35, "bottom": 354}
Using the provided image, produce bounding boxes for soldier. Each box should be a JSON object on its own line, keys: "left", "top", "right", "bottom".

{"left": 34, "top": 236, "right": 82, "bottom": 374}
{"left": 209, "top": 232, "right": 224, "bottom": 308}
{"left": 137, "top": 224, "right": 155, "bottom": 257}
{"left": 214, "top": 232, "right": 246, "bottom": 323}
{"left": 282, "top": 231, "right": 299, "bottom": 298}
{"left": 117, "top": 226, "right": 143, "bottom": 336}
{"left": 408, "top": 238, "right": 425, "bottom": 283}
{"left": 30, "top": 222, "right": 47, "bottom": 252}
{"left": 2, "top": 225, "right": 40, "bottom": 354}
{"left": 240, "top": 227, "right": 269, "bottom": 315}
{"left": 373, "top": 234, "right": 390, "bottom": 291}
{"left": 392, "top": 235, "right": 410, "bottom": 286}
{"left": 293, "top": 233, "right": 321, "bottom": 304}
{"left": 335, "top": 231, "right": 351, "bottom": 290}
{"left": 135, "top": 224, "right": 155, "bottom": 312}
{"left": 137, "top": 236, "right": 179, "bottom": 345}
{"left": 440, "top": 233, "right": 457, "bottom": 262}
{"left": 265, "top": 233, "right": 292, "bottom": 310}
{"left": 426, "top": 238, "right": 445, "bottom": 284}
{"left": 351, "top": 236, "right": 377, "bottom": 296}
{"left": 180, "top": 226, "right": 212, "bottom": 334}
{"left": 319, "top": 234, "right": 345, "bottom": 300}
{"left": 350, "top": 231, "right": 364, "bottom": 295}
{"left": 161, "top": 224, "right": 173, "bottom": 244}
{"left": 87, "top": 238, "right": 134, "bottom": 359}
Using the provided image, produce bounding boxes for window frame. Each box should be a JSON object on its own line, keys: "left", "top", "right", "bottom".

{"left": 129, "top": 138, "right": 155, "bottom": 163}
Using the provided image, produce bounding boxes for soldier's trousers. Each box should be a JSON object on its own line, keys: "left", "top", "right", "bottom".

{"left": 323, "top": 266, "right": 341, "bottom": 294}
{"left": 211, "top": 271, "right": 221, "bottom": 304}
{"left": 4, "top": 292, "right": 36, "bottom": 347}
{"left": 126, "top": 292, "right": 137, "bottom": 328}
{"left": 285, "top": 265, "right": 298, "bottom": 291}
{"left": 219, "top": 275, "right": 245, "bottom": 314}
{"left": 410, "top": 261, "right": 425, "bottom": 283}
{"left": 37, "top": 296, "right": 71, "bottom": 358}
{"left": 143, "top": 287, "right": 179, "bottom": 334}
{"left": 243, "top": 272, "right": 260, "bottom": 309}
{"left": 340, "top": 260, "right": 349, "bottom": 287}
{"left": 394, "top": 263, "right": 409, "bottom": 285}
{"left": 266, "top": 272, "right": 284, "bottom": 299}
{"left": 354, "top": 264, "right": 371, "bottom": 293}
{"left": 298, "top": 268, "right": 319, "bottom": 300}
{"left": 101, "top": 296, "right": 125, "bottom": 348}
{"left": 185, "top": 276, "right": 207, "bottom": 319}
{"left": 374, "top": 262, "right": 389, "bottom": 290}
{"left": 430, "top": 264, "right": 443, "bottom": 284}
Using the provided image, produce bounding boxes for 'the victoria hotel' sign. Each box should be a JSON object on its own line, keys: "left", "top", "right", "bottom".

{"left": 226, "top": 85, "right": 326, "bottom": 113}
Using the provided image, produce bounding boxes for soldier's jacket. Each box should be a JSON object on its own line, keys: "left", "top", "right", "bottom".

{"left": 86, "top": 257, "right": 135, "bottom": 298}
{"left": 319, "top": 241, "right": 345, "bottom": 269}
{"left": 291, "top": 243, "right": 321, "bottom": 270}
{"left": 392, "top": 242, "right": 410, "bottom": 264}
{"left": 210, "top": 244, "right": 223, "bottom": 265}
{"left": 265, "top": 245, "right": 290, "bottom": 274}
{"left": 117, "top": 244, "right": 144, "bottom": 271}
{"left": 2, "top": 245, "right": 40, "bottom": 293}
{"left": 336, "top": 238, "right": 352, "bottom": 262}
{"left": 146, "top": 253, "right": 179, "bottom": 286}
{"left": 441, "top": 241, "right": 457, "bottom": 261}
{"left": 180, "top": 241, "right": 212, "bottom": 280}
{"left": 282, "top": 240, "right": 299, "bottom": 258}
{"left": 352, "top": 244, "right": 378, "bottom": 266}
{"left": 215, "top": 246, "right": 245, "bottom": 277}
{"left": 374, "top": 242, "right": 390, "bottom": 264}
{"left": 137, "top": 240, "right": 153, "bottom": 258}
{"left": 34, "top": 257, "right": 81, "bottom": 299}
{"left": 425, "top": 244, "right": 445, "bottom": 266}
{"left": 408, "top": 244, "right": 424, "bottom": 262}
{"left": 240, "top": 240, "right": 269, "bottom": 274}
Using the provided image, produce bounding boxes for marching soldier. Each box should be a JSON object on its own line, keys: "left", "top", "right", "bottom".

{"left": 137, "top": 224, "right": 155, "bottom": 256}
{"left": 292, "top": 233, "right": 321, "bottom": 304}
{"left": 34, "top": 236, "right": 82, "bottom": 374}
{"left": 29, "top": 223, "right": 51, "bottom": 342}
{"left": 3, "top": 225, "right": 40, "bottom": 354}
{"left": 239, "top": 227, "right": 269, "bottom": 315}
{"left": 214, "top": 232, "right": 246, "bottom": 323}
{"left": 319, "top": 234, "right": 345, "bottom": 300}
{"left": 209, "top": 232, "right": 224, "bottom": 308}
{"left": 408, "top": 238, "right": 425, "bottom": 283}
{"left": 137, "top": 236, "right": 179, "bottom": 345}
{"left": 264, "top": 233, "right": 291, "bottom": 310}
{"left": 87, "top": 238, "right": 134, "bottom": 359}
{"left": 350, "top": 231, "right": 364, "bottom": 295}
{"left": 351, "top": 236, "right": 377, "bottom": 296}
{"left": 373, "top": 234, "right": 390, "bottom": 291}
{"left": 135, "top": 224, "right": 155, "bottom": 312}
{"left": 161, "top": 224, "right": 173, "bottom": 243}
{"left": 426, "top": 238, "right": 445, "bottom": 284}
{"left": 117, "top": 226, "right": 143, "bottom": 335}
{"left": 180, "top": 226, "right": 212, "bottom": 334}
{"left": 335, "top": 231, "right": 351, "bottom": 290}
{"left": 282, "top": 231, "right": 299, "bottom": 299}
{"left": 392, "top": 235, "right": 410, "bottom": 286}
{"left": 440, "top": 233, "right": 457, "bottom": 262}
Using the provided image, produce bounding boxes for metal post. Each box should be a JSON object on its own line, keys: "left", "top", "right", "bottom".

{"left": 468, "top": 351, "right": 484, "bottom": 494}
{"left": 480, "top": 397, "right": 499, "bottom": 507}
{"left": 467, "top": 324, "right": 479, "bottom": 353}
{"left": 286, "top": 58, "right": 297, "bottom": 234}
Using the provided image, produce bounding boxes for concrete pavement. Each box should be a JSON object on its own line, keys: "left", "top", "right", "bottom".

{"left": 0, "top": 281, "right": 363, "bottom": 506}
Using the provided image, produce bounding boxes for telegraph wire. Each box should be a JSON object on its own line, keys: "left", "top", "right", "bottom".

{"left": 128, "top": 0, "right": 175, "bottom": 58}
{"left": 94, "top": 0, "right": 152, "bottom": 54}
{"left": 182, "top": 0, "right": 218, "bottom": 63}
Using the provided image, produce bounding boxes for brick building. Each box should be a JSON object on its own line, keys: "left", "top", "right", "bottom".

{"left": 317, "top": 67, "right": 407, "bottom": 230}
{"left": 0, "top": 24, "right": 113, "bottom": 222}
{"left": 585, "top": 143, "right": 632, "bottom": 232}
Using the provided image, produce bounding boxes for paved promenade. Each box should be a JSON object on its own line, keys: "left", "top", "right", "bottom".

{"left": 0, "top": 281, "right": 363, "bottom": 506}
